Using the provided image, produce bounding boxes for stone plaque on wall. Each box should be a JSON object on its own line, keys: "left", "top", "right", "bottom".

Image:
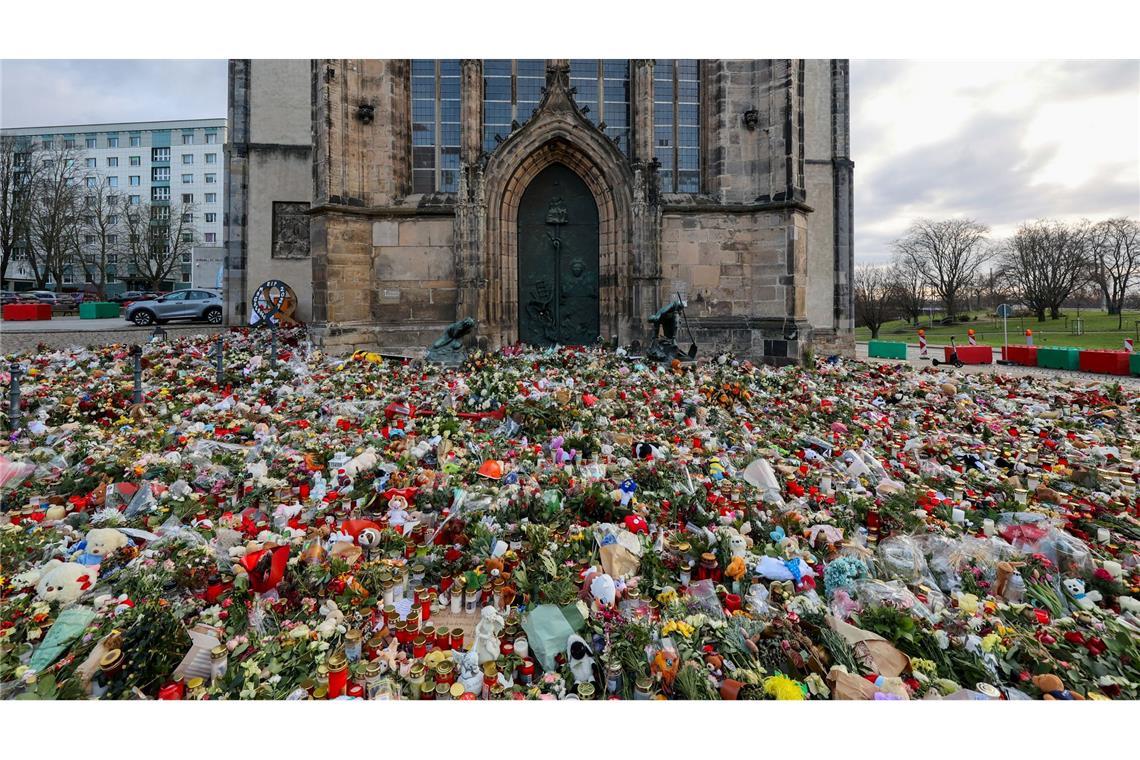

{"left": 272, "top": 201, "right": 311, "bottom": 259}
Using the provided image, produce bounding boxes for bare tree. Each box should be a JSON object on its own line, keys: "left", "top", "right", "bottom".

{"left": 854, "top": 265, "right": 896, "bottom": 339}
{"left": 0, "top": 137, "right": 41, "bottom": 287}
{"left": 1090, "top": 218, "right": 1139, "bottom": 329}
{"left": 124, "top": 200, "right": 197, "bottom": 290}
{"left": 25, "top": 143, "right": 84, "bottom": 289}
{"left": 893, "top": 218, "right": 992, "bottom": 321}
{"left": 73, "top": 179, "right": 124, "bottom": 299}
{"left": 888, "top": 254, "right": 927, "bottom": 325}
{"left": 999, "top": 220, "right": 1091, "bottom": 321}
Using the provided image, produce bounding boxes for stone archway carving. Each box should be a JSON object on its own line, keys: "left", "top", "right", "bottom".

{"left": 473, "top": 61, "right": 653, "bottom": 347}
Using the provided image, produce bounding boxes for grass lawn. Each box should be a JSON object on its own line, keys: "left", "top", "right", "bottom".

{"left": 856, "top": 310, "right": 1140, "bottom": 350}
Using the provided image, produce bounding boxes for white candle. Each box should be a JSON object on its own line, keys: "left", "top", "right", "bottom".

{"left": 952, "top": 508, "right": 966, "bottom": 524}
{"left": 983, "top": 519, "right": 996, "bottom": 537}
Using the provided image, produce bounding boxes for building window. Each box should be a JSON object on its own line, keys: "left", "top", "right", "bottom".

{"left": 653, "top": 59, "right": 701, "bottom": 193}
{"left": 182, "top": 193, "right": 194, "bottom": 204}
{"left": 205, "top": 212, "right": 216, "bottom": 223}
{"left": 85, "top": 196, "right": 95, "bottom": 208}
{"left": 107, "top": 234, "right": 118, "bottom": 245}
{"left": 205, "top": 132, "right": 218, "bottom": 144}
{"left": 107, "top": 136, "right": 119, "bottom": 147}
{"left": 152, "top": 167, "right": 170, "bottom": 181}
{"left": 482, "top": 59, "right": 544, "bottom": 153}
{"left": 569, "top": 59, "right": 631, "bottom": 155}
{"left": 205, "top": 193, "right": 216, "bottom": 203}
{"left": 205, "top": 232, "right": 217, "bottom": 243}
{"left": 205, "top": 152, "right": 217, "bottom": 164}
{"left": 182, "top": 232, "right": 194, "bottom": 243}
{"left": 86, "top": 177, "right": 97, "bottom": 188}
{"left": 182, "top": 272, "right": 191, "bottom": 283}
{"left": 411, "top": 59, "right": 461, "bottom": 194}
{"left": 129, "top": 155, "right": 141, "bottom": 166}
{"left": 152, "top": 186, "right": 170, "bottom": 201}
{"left": 205, "top": 173, "right": 216, "bottom": 184}
{"left": 130, "top": 134, "right": 141, "bottom": 147}
{"left": 182, "top": 134, "right": 194, "bottom": 145}
{"left": 129, "top": 195, "right": 140, "bottom": 205}
{"left": 85, "top": 137, "right": 97, "bottom": 149}
{"left": 107, "top": 176, "right": 118, "bottom": 188}
{"left": 85, "top": 235, "right": 96, "bottom": 245}
{"left": 107, "top": 157, "right": 118, "bottom": 167}
{"left": 182, "top": 154, "right": 193, "bottom": 165}
{"left": 182, "top": 213, "right": 193, "bottom": 222}
{"left": 86, "top": 157, "right": 97, "bottom": 168}
{"left": 64, "top": 138, "right": 76, "bottom": 149}
{"left": 41, "top": 138, "right": 53, "bottom": 149}
{"left": 129, "top": 175, "right": 140, "bottom": 186}
{"left": 182, "top": 173, "right": 193, "bottom": 183}
{"left": 152, "top": 147, "right": 170, "bottom": 162}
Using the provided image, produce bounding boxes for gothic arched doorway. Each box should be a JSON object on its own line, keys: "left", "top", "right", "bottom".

{"left": 517, "top": 163, "right": 600, "bottom": 346}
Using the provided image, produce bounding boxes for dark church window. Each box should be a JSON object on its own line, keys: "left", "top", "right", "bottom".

{"left": 653, "top": 59, "right": 701, "bottom": 193}
{"left": 569, "top": 60, "right": 631, "bottom": 156}
{"left": 482, "top": 60, "right": 545, "bottom": 153}
{"left": 411, "top": 59, "right": 461, "bottom": 193}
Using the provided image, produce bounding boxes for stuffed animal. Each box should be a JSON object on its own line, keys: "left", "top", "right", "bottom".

{"left": 567, "top": 633, "right": 598, "bottom": 684}
{"left": 1062, "top": 578, "right": 1103, "bottom": 611}
{"left": 484, "top": 556, "right": 506, "bottom": 580}
{"left": 1032, "top": 673, "right": 1085, "bottom": 700}
{"left": 18, "top": 560, "right": 98, "bottom": 605}
{"left": 75, "top": 527, "right": 129, "bottom": 565}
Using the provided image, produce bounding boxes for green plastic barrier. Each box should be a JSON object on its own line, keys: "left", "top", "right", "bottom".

{"left": 1037, "top": 346, "right": 1080, "bottom": 371}
{"left": 868, "top": 340, "right": 908, "bottom": 360}
{"left": 1131, "top": 352, "right": 1140, "bottom": 377}
{"left": 79, "top": 301, "right": 120, "bottom": 319}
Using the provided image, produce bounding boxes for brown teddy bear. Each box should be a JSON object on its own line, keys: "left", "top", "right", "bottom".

{"left": 1032, "top": 673, "right": 1085, "bottom": 700}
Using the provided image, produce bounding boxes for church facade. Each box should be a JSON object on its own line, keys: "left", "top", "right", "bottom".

{"left": 224, "top": 59, "right": 853, "bottom": 363}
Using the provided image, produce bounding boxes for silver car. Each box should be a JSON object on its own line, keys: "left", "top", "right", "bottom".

{"left": 125, "top": 289, "right": 223, "bottom": 326}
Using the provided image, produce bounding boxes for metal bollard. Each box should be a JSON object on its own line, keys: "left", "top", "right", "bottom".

{"left": 131, "top": 345, "right": 143, "bottom": 405}
{"left": 7, "top": 362, "right": 21, "bottom": 431}
{"left": 215, "top": 335, "right": 224, "bottom": 387}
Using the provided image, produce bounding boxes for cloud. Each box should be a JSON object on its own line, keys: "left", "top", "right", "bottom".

{"left": 852, "top": 60, "right": 1140, "bottom": 264}
{"left": 1, "top": 60, "right": 226, "bottom": 128}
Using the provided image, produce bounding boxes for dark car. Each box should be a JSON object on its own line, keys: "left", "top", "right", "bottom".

{"left": 0, "top": 290, "right": 21, "bottom": 306}
{"left": 124, "top": 289, "right": 223, "bottom": 326}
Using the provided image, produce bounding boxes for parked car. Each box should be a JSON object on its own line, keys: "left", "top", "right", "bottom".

{"left": 111, "top": 291, "right": 150, "bottom": 304}
{"left": 0, "top": 290, "right": 21, "bottom": 306}
{"left": 124, "top": 289, "right": 223, "bottom": 326}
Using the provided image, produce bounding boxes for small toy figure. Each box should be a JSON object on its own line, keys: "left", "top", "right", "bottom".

{"left": 567, "top": 633, "right": 598, "bottom": 684}
{"left": 1032, "top": 673, "right": 1085, "bottom": 700}
{"left": 473, "top": 605, "right": 506, "bottom": 665}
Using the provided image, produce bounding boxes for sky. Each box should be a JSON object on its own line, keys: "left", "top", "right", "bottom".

{"left": 2, "top": 59, "right": 1137, "bottom": 265}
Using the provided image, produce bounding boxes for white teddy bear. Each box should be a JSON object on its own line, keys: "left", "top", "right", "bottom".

{"left": 15, "top": 560, "right": 98, "bottom": 605}
{"left": 80, "top": 528, "right": 129, "bottom": 563}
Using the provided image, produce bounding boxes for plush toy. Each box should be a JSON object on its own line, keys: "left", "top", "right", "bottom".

{"left": 484, "top": 556, "right": 506, "bottom": 580}
{"left": 588, "top": 572, "right": 617, "bottom": 607}
{"left": 1032, "top": 673, "right": 1085, "bottom": 700}
{"left": 567, "top": 633, "right": 598, "bottom": 684}
{"left": 1062, "top": 578, "right": 1102, "bottom": 611}
{"left": 19, "top": 560, "right": 98, "bottom": 605}
{"left": 74, "top": 527, "right": 129, "bottom": 566}
{"left": 1117, "top": 596, "right": 1140, "bottom": 614}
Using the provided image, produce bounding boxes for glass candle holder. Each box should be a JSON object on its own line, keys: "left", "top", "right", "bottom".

{"left": 344, "top": 629, "right": 363, "bottom": 663}
{"left": 209, "top": 644, "right": 229, "bottom": 682}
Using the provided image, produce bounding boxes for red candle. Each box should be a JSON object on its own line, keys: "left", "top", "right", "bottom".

{"left": 157, "top": 680, "right": 184, "bottom": 700}
{"left": 421, "top": 595, "right": 432, "bottom": 622}
{"left": 328, "top": 657, "right": 348, "bottom": 698}
{"left": 347, "top": 683, "right": 364, "bottom": 699}
{"left": 299, "top": 483, "right": 310, "bottom": 499}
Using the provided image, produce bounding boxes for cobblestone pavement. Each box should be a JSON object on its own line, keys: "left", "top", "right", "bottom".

{"left": 1, "top": 322, "right": 222, "bottom": 354}
{"left": 855, "top": 342, "right": 1140, "bottom": 387}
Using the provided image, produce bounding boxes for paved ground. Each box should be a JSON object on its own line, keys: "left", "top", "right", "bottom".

{"left": 1, "top": 317, "right": 221, "bottom": 353}
{"left": 855, "top": 342, "right": 1140, "bottom": 387}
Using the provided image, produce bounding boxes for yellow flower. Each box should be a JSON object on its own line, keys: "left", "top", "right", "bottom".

{"left": 980, "top": 633, "right": 1001, "bottom": 653}
{"left": 909, "top": 657, "right": 937, "bottom": 676}
{"left": 661, "top": 620, "right": 694, "bottom": 638}
{"left": 763, "top": 675, "right": 804, "bottom": 700}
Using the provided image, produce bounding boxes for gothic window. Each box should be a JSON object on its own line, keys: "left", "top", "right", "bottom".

{"left": 653, "top": 59, "right": 701, "bottom": 193}
{"left": 569, "top": 60, "right": 631, "bottom": 156}
{"left": 482, "top": 59, "right": 545, "bottom": 153}
{"left": 411, "top": 59, "right": 462, "bottom": 194}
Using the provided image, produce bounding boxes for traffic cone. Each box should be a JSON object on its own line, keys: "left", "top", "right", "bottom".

{"left": 918, "top": 329, "right": 928, "bottom": 359}
{"left": 968, "top": 328, "right": 977, "bottom": 346}
{"left": 1025, "top": 329, "right": 1033, "bottom": 347}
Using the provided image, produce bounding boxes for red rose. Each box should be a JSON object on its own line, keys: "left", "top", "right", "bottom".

{"left": 1064, "top": 631, "right": 1085, "bottom": 645}
{"left": 1094, "top": 568, "right": 1113, "bottom": 582}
